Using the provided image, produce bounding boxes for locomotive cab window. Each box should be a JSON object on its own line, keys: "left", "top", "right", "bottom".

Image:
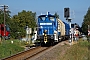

{"left": 40, "top": 17, "right": 45, "bottom": 20}
{"left": 48, "top": 16, "right": 55, "bottom": 21}
{"left": 39, "top": 15, "right": 46, "bottom": 21}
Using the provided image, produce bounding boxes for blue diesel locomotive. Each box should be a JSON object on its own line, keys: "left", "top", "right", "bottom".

{"left": 34, "top": 12, "right": 70, "bottom": 46}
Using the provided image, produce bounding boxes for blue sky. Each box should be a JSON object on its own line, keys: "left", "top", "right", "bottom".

{"left": 0, "top": 0, "right": 90, "bottom": 27}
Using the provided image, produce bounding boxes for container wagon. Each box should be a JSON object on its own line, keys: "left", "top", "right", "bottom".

{"left": 63, "top": 22, "right": 70, "bottom": 40}
{"left": 57, "top": 19, "right": 70, "bottom": 40}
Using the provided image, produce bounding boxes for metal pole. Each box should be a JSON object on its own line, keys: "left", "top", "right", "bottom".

{"left": 69, "top": 21, "right": 72, "bottom": 44}
{"left": 68, "top": 18, "right": 73, "bottom": 45}
{"left": 72, "top": 28, "right": 73, "bottom": 44}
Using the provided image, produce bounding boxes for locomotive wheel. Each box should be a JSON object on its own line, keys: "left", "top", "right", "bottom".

{"left": 50, "top": 41, "right": 54, "bottom": 46}
{"left": 41, "top": 43, "right": 44, "bottom": 47}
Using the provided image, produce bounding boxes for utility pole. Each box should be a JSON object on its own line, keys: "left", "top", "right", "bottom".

{"left": 0, "top": 5, "right": 8, "bottom": 39}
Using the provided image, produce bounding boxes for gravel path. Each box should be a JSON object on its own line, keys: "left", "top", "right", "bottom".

{"left": 32, "top": 41, "right": 71, "bottom": 60}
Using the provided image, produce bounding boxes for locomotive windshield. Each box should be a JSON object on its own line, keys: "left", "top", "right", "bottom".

{"left": 39, "top": 15, "right": 46, "bottom": 21}
{"left": 40, "top": 17, "right": 45, "bottom": 20}
{"left": 49, "top": 16, "right": 55, "bottom": 21}
{"left": 39, "top": 15, "right": 55, "bottom": 21}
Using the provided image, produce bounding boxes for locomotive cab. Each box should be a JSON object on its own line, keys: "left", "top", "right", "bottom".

{"left": 34, "top": 12, "right": 59, "bottom": 46}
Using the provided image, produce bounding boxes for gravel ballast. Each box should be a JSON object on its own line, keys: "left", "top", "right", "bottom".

{"left": 31, "top": 41, "right": 71, "bottom": 60}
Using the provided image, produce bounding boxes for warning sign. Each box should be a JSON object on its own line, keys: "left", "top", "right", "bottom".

{"left": 26, "top": 28, "right": 32, "bottom": 34}
{"left": 88, "top": 25, "right": 90, "bottom": 36}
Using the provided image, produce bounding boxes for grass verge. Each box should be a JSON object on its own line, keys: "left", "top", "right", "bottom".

{"left": 59, "top": 40, "right": 90, "bottom": 60}
{"left": 0, "top": 39, "right": 25, "bottom": 59}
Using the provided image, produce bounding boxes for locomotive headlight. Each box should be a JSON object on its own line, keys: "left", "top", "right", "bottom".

{"left": 43, "top": 33, "right": 44, "bottom": 35}
{"left": 44, "top": 30, "right": 47, "bottom": 33}
{"left": 44, "top": 30, "right": 47, "bottom": 34}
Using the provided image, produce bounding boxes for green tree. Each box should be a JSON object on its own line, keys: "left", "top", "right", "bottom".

{"left": 0, "top": 10, "right": 4, "bottom": 24}
{"left": 11, "top": 10, "right": 36, "bottom": 38}
{"left": 82, "top": 7, "right": 90, "bottom": 35}
{"left": 54, "top": 12, "right": 59, "bottom": 19}
{"left": 0, "top": 9, "right": 11, "bottom": 24}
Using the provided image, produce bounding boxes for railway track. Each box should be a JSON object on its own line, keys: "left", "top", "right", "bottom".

{"left": 1, "top": 40, "right": 69, "bottom": 60}
{"left": 1, "top": 46, "right": 51, "bottom": 60}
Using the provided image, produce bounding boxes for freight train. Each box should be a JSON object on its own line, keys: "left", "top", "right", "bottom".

{"left": 0, "top": 24, "right": 10, "bottom": 39}
{"left": 34, "top": 12, "right": 70, "bottom": 46}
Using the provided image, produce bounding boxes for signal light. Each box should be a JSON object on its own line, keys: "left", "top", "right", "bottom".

{"left": 64, "top": 8, "right": 70, "bottom": 18}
